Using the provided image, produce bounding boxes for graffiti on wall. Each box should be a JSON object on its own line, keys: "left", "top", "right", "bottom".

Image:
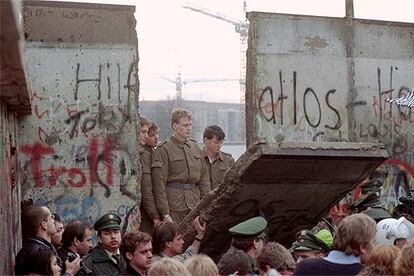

{"left": 255, "top": 70, "right": 347, "bottom": 143}
{"left": 21, "top": 50, "right": 140, "bottom": 227}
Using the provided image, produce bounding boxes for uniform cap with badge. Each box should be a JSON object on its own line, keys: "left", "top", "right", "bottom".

{"left": 291, "top": 229, "right": 331, "bottom": 252}
{"left": 94, "top": 212, "right": 122, "bottom": 231}
{"left": 229, "top": 216, "right": 268, "bottom": 239}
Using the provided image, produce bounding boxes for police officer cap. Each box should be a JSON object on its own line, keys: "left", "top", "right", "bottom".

{"left": 291, "top": 230, "right": 331, "bottom": 252}
{"left": 229, "top": 216, "right": 267, "bottom": 238}
{"left": 94, "top": 212, "right": 121, "bottom": 231}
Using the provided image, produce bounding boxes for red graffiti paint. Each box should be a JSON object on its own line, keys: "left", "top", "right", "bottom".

{"left": 21, "top": 137, "right": 116, "bottom": 188}
{"left": 20, "top": 143, "right": 55, "bottom": 187}
{"left": 104, "top": 137, "right": 113, "bottom": 186}
{"left": 88, "top": 137, "right": 99, "bottom": 184}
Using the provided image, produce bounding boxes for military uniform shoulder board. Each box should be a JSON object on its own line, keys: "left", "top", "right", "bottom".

{"left": 189, "top": 138, "right": 198, "bottom": 143}
{"left": 158, "top": 140, "right": 168, "bottom": 147}
{"left": 222, "top": 151, "right": 233, "bottom": 157}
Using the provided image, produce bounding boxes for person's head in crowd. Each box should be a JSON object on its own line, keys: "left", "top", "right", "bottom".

{"left": 217, "top": 250, "right": 252, "bottom": 275}
{"left": 61, "top": 220, "right": 93, "bottom": 256}
{"left": 94, "top": 212, "right": 122, "bottom": 253}
{"left": 139, "top": 117, "right": 151, "bottom": 146}
{"left": 51, "top": 214, "right": 64, "bottom": 249}
{"left": 148, "top": 258, "right": 191, "bottom": 276}
{"left": 146, "top": 121, "right": 160, "bottom": 148}
{"left": 357, "top": 245, "right": 400, "bottom": 276}
{"left": 15, "top": 246, "right": 60, "bottom": 276}
{"left": 394, "top": 241, "right": 414, "bottom": 275}
{"left": 333, "top": 213, "right": 377, "bottom": 263}
{"left": 171, "top": 108, "right": 192, "bottom": 141}
{"left": 152, "top": 221, "right": 184, "bottom": 257}
{"left": 203, "top": 125, "right": 226, "bottom": 156}
{"left": 22, "top": 204, "right": 56, "bottom": 242}
{"left": 257, "top": 242, "right": 296, "bottom": 275}
{"left": 229, "top": 216, "right": 268, "bottom": 259}
{"left": 120, "top": 231, "right": 153, "bottom": 275}
{"left": 184, "top": 254, "right": 218, "bottom": 276}
{"left": 291, "top": 229, "right": 331, "bottom": 263}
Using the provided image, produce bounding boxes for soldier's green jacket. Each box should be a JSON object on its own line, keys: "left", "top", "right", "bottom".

{"left": 202, "top": 149, "right": 234, "bottom": 190}
{"left": 140, "top": 145, "right": 160, "bottom": 220}
{"left": 151, "top": 136, "right": 211, "bottom": 215}
{"left": 83, "top": 244, "right": 126, "bottom": 275}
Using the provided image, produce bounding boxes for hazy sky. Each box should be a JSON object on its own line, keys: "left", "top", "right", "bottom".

{"left": 47, "top": 0, "right": 414, "bottom": 103}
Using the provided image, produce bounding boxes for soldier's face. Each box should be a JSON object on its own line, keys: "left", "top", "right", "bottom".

{"left": 127, "top": 241, "right": 153, "bottom": 272}
{"left": 139, "top": 124, "right": 149, "bottom": 146}
{"left": 173, "top": 117, "right": 192, "bottom": 140}
{"left": 204, "top": 135, "right": 224, "bottom": 155}
{"left": 294, "top": 250, "right": 322, "bottom": 264}
{"left": 146, "top": 130, "right": 159, "bottom": 147}
{"left": 98, "top": 229, "right": 121, "bottom": 252}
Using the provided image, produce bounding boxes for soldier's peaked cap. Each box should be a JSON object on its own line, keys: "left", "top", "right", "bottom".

{"left": 229, "top": 216, "right": 268, "bottom": 237}
{"left": 94, "top": 212, "right": 121, "bottom": 231}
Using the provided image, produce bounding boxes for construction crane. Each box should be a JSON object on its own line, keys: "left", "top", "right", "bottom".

{"left": 183, "top": 1, "right": 248, "bottom": 104}
{"left": 162, "top": 68, "right": 239, "bottom": 101}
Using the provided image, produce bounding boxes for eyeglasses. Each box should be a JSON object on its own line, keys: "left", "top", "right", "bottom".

{"left": 43, "top": 214, "right": 55, "bottom": 222}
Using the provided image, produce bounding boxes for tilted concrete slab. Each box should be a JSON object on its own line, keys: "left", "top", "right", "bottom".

{"left": 181, "top": 142, "right": 388, "bottom": 260}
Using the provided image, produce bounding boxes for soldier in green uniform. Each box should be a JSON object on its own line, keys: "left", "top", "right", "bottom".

{"left": 83, "top": 213, "right": 126, "bottom": 275}
{"left": 228, "top": 216, "right": 268, "bottom": 274}
{"left": 291, "top": 229, "right": 332, "bottom": 264}
{"left": 202, "top": 125, "right": 235, "bottom": 190}
{"left": 125, "top": 117, "right": 150, "bottom": 233}
{"left": 140, "top": 121, "right": 162, "bottom": 234}
{"left": 151, "top": 108, "right": 210, "bottom": 224}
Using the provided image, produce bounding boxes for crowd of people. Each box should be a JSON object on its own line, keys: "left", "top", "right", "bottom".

{"left": 14, "top": 107, "right": 414, "bottom": 275}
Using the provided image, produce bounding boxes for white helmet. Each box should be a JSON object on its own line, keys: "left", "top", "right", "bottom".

{"left": 376, "top": 217, "right": 414, "bottom": 246}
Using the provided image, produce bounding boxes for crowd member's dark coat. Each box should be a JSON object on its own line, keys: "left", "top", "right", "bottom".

{"left": 15, "top": 236, "right": 58, "bottom": 275}
{"left": 83, "top": 244, "right": 126, "bottom": 275}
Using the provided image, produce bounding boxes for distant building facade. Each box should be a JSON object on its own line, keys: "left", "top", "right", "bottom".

{"left": 139, "top": 99, "right": 246, "bottom": 144}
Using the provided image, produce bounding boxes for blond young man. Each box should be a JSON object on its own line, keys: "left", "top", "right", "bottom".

{"left": 151, "top": 108, "right": 210, "bottom": 223}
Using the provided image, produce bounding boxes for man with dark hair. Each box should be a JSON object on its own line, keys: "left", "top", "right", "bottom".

{"left": 57, "top": 220, "right": 93, "bottom": 275}
{"left": 119, "top": 232, "right": 153, "bottom": 276}
{"left": 217, "top": 250, "right": 252, "bottom": 275}
{"left": 51, "top": 214, "right": 64, "bottom": 249}
{"left": 152, "top": 216, "right": 206, "bottom": 263}
{"left": 202, "top": 125, "right": 234, "bottom": 190}
{"left": 152, "top": 108, "right": 210, "bottom": 223}
{"left": 15, "top": 205, "right": 80, "bottom": 276}
{"left": 228, "top": 216, "right": 268, "bottom": 274}
{"left": 83, "top": 213, "right": 126, "bottom": 275}
{"left": 140, "top": 120, "right": 162, "bottom": 235}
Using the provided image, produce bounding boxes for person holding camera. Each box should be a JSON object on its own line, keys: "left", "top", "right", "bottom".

{"left": 57, "top": 220, "right": 94, "bottom": 275}
{"left": 15, "top": 204, "right": 80, "bottom": 276}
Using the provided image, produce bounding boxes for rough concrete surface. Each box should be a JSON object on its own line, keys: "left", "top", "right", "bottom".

{"left": 246, "top": 11, "right": 413, "bottom": 214}
{"left": 181, "top": 142, "right": 388, "bottom": 260}
{"left": 20, "top": 1, "right": 141, "bottom": 231}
